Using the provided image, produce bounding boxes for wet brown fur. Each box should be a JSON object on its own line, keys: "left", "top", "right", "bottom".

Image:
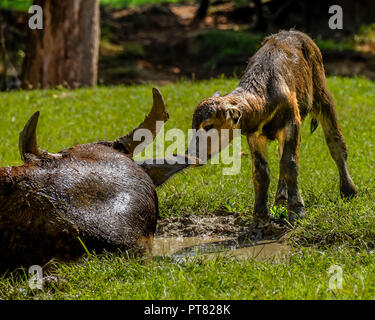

{"left": 192, "top": 30, "right": 357, "bottom": 224}
{"left": 0, "top": 143, "right": 159, "bottom": 271}
{"left": 0, "top": 89, "right": 191, "bottom": 272}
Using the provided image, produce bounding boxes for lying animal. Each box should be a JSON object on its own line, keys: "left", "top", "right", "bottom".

{"left": 0, "top": 88, "right": 191, "bottom": 271}
{"left": 189, "top": 30, "right": 357, "bottom": 224}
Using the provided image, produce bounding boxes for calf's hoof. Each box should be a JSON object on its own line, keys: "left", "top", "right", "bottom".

{"left": 287, "top": 207, "right": 305, "bottom": 225}
{"left": 238, "top": 226, "right": 264, "bottom": 244}
{"left": 253, "top": 211, "right": 271, "bottom": 227}
{"left": 237, "top": 211, "right": 271, "bottom": 243}
{"left": 340, "top": 184, "right": 358, "bottom": 199}
{"left": 238, "top": 221, "right": 286, "bottom": 244}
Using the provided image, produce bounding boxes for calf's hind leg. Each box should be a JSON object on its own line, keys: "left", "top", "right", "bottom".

{"left": 315, "top": 90, "right": 357, "bottom": 198}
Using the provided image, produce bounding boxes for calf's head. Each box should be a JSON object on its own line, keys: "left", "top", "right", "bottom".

{"left": 188, "top": 92, "right": 242, "bottom": 163}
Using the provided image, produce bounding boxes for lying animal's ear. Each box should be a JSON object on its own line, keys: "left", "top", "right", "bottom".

{"left": 225, "top": 107, "right": 242, "bottom": 125}
{"left": 111, "top": 88, "right": 169, "bottom": 157}
{"left": 19, "top": 111, "right": 62, "bottom": 163}
{"left": 211, "top": 91, "right": 221, "bottom": 98}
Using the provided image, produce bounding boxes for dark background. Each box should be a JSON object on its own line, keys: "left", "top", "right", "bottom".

{"left": 1, "top": 0, "right": 375, "bottom": 90}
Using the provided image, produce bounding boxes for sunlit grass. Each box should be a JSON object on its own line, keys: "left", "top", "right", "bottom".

{"left": 0, "top": 76, "right": 374, "bottom": 299}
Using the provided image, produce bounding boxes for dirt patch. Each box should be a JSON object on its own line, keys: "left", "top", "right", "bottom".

{"left": 155, "top": 213, "right": 249, "bottom": 238}
{"left": 325, "top": 60, "right": 375, "bottom": 80}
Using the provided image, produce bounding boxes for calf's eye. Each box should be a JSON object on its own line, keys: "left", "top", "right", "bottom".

{"left": 203, "top": 124, "right": 214, "bottom": 131}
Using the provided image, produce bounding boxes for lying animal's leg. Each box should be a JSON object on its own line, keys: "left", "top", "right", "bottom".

{"left": 248, "top": 134, "right": 271, "bottom": 225}
{"left": 279, "top": 122, "right": 305, "bottom": 222}
{"left": 275, "top": 129, "right": 287, "bottom": 205}
{"left": 315, "top": 90, "right": 357, "bottom": 198}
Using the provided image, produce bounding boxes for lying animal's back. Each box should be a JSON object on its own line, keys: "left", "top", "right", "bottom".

{"left": 0, "top": 144, "right": 157, "bottom": 270}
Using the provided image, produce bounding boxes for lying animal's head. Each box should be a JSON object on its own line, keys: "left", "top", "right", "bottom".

{"left": 188, "top": 92, "right": 242, "bottom": 162}
{"left": 19, "top": 88, "right": 194, "bottom": 187}
{"left": 0, "top": 88, "right": 197, "bottom": 270}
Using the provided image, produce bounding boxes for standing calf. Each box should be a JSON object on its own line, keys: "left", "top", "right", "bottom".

{"left": 190, "top": 30, "right": 357, "bottom": 224}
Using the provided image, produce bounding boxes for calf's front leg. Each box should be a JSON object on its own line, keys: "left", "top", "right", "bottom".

{"left": 248, "top": 134, "right": 271, "bottom": 225}
{"left": 275, "top": 130, "right": 288, "bottom": 205}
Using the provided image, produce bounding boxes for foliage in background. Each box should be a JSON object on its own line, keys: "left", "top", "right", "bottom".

{"left": 0, "top": 0, "right": 188, "bottom": 11}
{"left": 315, "top": 38, "right": 356, "bottom": 52}
{"left": 189, "top": 30, "right": 263, "bottom": 72}
{"left": 0, "top": 0, "right": 31, "bottom": 11}
{"left": 355, "top": 23, "right": 375, "bottom": 46}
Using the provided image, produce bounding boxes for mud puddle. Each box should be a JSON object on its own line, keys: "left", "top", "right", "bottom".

{"left": 152, "top": 236, "right": 290, "bottom": 261}
{"left": 153, "top": 213, "right": 291, "bottom": 261}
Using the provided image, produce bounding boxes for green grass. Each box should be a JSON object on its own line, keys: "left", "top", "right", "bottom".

{"left": 1, "top": 248, "right": 375, "bottom": 299}
{"left": 0, "top": 76, "right": 375, "bottom": 299}
{"left": 0, "top": 0, "right": 31, "bottom": 11}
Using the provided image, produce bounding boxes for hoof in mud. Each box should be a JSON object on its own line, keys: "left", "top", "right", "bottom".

{"left": 252, "top": 211, "right": 271, "bottom": 227}
{"left": 238, "top": 224, "right": 265, "bottom": 244}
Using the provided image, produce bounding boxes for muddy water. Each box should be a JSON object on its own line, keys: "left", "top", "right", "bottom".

{"left": 207, "top": 240, "right": 290, "bottom": 260}
{"left": 153, "top": 213, "right": 290, "bottom": 261}
{"left": 152, "top": 235, "right": 290, "bottom": 261}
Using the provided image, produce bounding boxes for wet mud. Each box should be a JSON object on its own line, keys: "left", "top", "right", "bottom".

{"left": 153, "top": 214, "right": 291, "bottom": 261}
{"left": 155, "top": 213, "right": 250, "bottom": 238}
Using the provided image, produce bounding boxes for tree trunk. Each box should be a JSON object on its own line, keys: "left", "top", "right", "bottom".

{"left": 252, "top": 0, "right": 267, "bottom": 31}
{"left": 191, "top": 0, "right": 210, "bottom": 25}
{"left": 22, "top": 0, "right": 100, "bottom": 89}
{"left": 0, "top": 13, "right": 9, "bottom": 90}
